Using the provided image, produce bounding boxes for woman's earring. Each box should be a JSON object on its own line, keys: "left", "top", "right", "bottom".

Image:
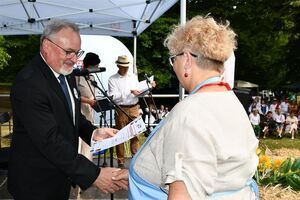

{"left": 184, "top": 72, "right": 188, "bottom": 78}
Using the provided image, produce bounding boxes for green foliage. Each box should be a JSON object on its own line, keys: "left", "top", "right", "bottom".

{"left": 0, "top": 35, "right": 39, "bottom": 82}
{"left": 188, "top": 0, "right": 299, "bottom": 89}
{"left": 129, "top": 16, "right": 179, "bottom": 89}
{"left": 0, "top": 36, "right": 11, "bottom": 70}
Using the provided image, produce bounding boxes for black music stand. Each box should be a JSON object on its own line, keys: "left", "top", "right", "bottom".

{"left": 92, "top": 97, "right": 114, "bottom": 167}
{"left": 92, "top": 98, "right": 112, "bottom": 113}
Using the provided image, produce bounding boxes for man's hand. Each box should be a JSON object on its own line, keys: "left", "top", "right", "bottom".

{"left": 94, "top": 167, "right": 122, "bottom": 194}
{"left": 89, "top": 99, "right": 96, "bottom": 107}
{"left": 130, "top": 90, "right": 141, "bottom": 96}
{"left": 150, "top": 81, "right": 156, "bottom": 88}
{"left": 92, "top": 128, "right": 118, "bottom": 141}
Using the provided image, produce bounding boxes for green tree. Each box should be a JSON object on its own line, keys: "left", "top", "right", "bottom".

{"left": 187, "top": 0, "right": 299, "bottom": 89}
{"left": 0, "top": 36, "right": 11, "bottom": 71}
{"left": 284, "top": 0, "right": 300, "bottom": 85}
{"left": 0, "top": 35, "right": 39, "bottom": 83}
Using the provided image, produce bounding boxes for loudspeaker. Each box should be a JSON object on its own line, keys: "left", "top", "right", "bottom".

{"left": 233, "top": 88, "right": 252, "bottom": 113}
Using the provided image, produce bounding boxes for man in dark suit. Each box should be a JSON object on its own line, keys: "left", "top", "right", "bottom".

{"left": 8, "top": 19, "right": 126, "bottom": 199}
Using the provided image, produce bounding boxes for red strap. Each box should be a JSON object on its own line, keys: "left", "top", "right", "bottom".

{"left": 199, "top": 82, "right": 231, "bottom": 91}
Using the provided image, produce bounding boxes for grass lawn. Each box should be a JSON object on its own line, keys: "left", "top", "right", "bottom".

{"left": 259, "top": 137, "right": 300, "bottom": 151}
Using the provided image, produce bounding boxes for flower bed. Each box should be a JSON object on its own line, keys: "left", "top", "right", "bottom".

{"left": 257, "top": 148, "right": 300, "bottom": 199}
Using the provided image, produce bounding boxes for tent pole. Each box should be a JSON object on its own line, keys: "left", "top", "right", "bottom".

{"left": 133, "top": 35, "right": 137, "bottom": 74}
{"left": 179, "top": 0, "right": 186, "bottom": 101}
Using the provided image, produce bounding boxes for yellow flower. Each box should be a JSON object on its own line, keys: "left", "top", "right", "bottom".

{"left": 259, "top": 155, "right": 270, "bottom": 164}
{"left": 265, "top": 161, "right": 272, "bottom": 169}
{"left": 273, "top": 159, "right": 283, "bottom": 169}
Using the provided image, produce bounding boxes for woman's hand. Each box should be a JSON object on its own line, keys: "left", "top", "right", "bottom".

{"left": 112, "top": 169, "right": 129, "bottom": 190}
{"left": 112, "top": 169, "right": 129, "bottom": 181}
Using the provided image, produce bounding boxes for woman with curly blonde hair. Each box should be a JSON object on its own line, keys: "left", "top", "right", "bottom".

{"left": 113, "top": 16, "right": 259, "bottom": 200}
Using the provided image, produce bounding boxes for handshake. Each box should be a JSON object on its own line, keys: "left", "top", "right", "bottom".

{"left": 93, "top": 167, "right": 129, "bottom": 194}
{"left": 91, "top": 127, "right": 129, "bottom": 194}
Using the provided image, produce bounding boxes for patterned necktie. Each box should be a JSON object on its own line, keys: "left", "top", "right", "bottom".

{"left": 58, "top": 74, "right": 73, "bottom": 116}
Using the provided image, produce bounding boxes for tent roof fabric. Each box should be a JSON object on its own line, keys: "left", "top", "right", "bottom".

{"left": 0, "top": 0, "right": 178, "bottom": 37}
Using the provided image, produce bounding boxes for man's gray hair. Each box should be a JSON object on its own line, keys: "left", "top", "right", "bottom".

{"left": 40, "top": 19, "right": 79, "bottom": 45}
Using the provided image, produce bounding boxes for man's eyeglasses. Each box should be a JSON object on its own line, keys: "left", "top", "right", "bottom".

{"left": 168, "top": 52, "right": 197, "bottom": 66}
{"left": 46, "top": 38, "right": 84, "bottom": 58}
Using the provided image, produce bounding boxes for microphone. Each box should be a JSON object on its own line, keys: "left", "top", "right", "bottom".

{"left": 73, "top": 67, "right": 106, "bottom": 76}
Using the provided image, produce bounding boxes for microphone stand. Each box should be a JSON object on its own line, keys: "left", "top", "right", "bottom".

{"left": 82, "top": 74, "right": 118, "bottom": 172}
{"left": 90, "top": 74, "right": 109, "bottom": 168}
{"left": 75, "top": 74, "right": 107, "bottom": 197}
{"left": 142, "top": 76, "right": 158, "bottom": 136}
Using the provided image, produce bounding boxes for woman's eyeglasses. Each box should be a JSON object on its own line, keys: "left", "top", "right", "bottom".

{"left": 46, "top": 38, "right": 84, "bottom": 58}
{"left": 168, "top": 52, "right": 197, "bottom": 66}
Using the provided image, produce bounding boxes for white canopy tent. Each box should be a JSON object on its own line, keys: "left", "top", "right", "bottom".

{"left": 0, "top": 0, "right": 178, "bottom": 37}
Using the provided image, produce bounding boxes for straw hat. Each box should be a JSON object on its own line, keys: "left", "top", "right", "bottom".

{"left": 115, "top": 55, "right": 130, "bottom": 67}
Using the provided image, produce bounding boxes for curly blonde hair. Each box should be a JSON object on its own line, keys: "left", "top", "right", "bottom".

{"left": 164, "top": 16, "right": 237, "bottom": 71}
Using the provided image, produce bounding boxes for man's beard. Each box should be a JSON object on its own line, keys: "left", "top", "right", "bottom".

{"left": 59, "top": 67, "right": 73, "bottom": 75}
{"left": 59, "top": 61, "right": 74, "bottom": 75}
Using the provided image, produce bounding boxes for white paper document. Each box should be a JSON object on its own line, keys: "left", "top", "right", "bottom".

{"left": 137, "top": 75, "right": 154, "bottom": 97}
{"left": 138, "top": 76, "right": 154, "bottom": 91}
{"left": 90, "top": 117, "right": 146, "bottom": 153}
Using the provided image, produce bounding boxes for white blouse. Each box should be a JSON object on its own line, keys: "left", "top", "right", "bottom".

{"left": 134, "top": 91, "right": 258, "bottom": 199}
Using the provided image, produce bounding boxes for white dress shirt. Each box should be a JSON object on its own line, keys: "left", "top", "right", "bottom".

{"left": 108, "top": 72, "right": 139, "bottom": 105}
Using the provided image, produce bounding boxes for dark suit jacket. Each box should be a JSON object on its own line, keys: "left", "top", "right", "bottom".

{"left": 8, "top": 54, "right": 100, "bottom": 200}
